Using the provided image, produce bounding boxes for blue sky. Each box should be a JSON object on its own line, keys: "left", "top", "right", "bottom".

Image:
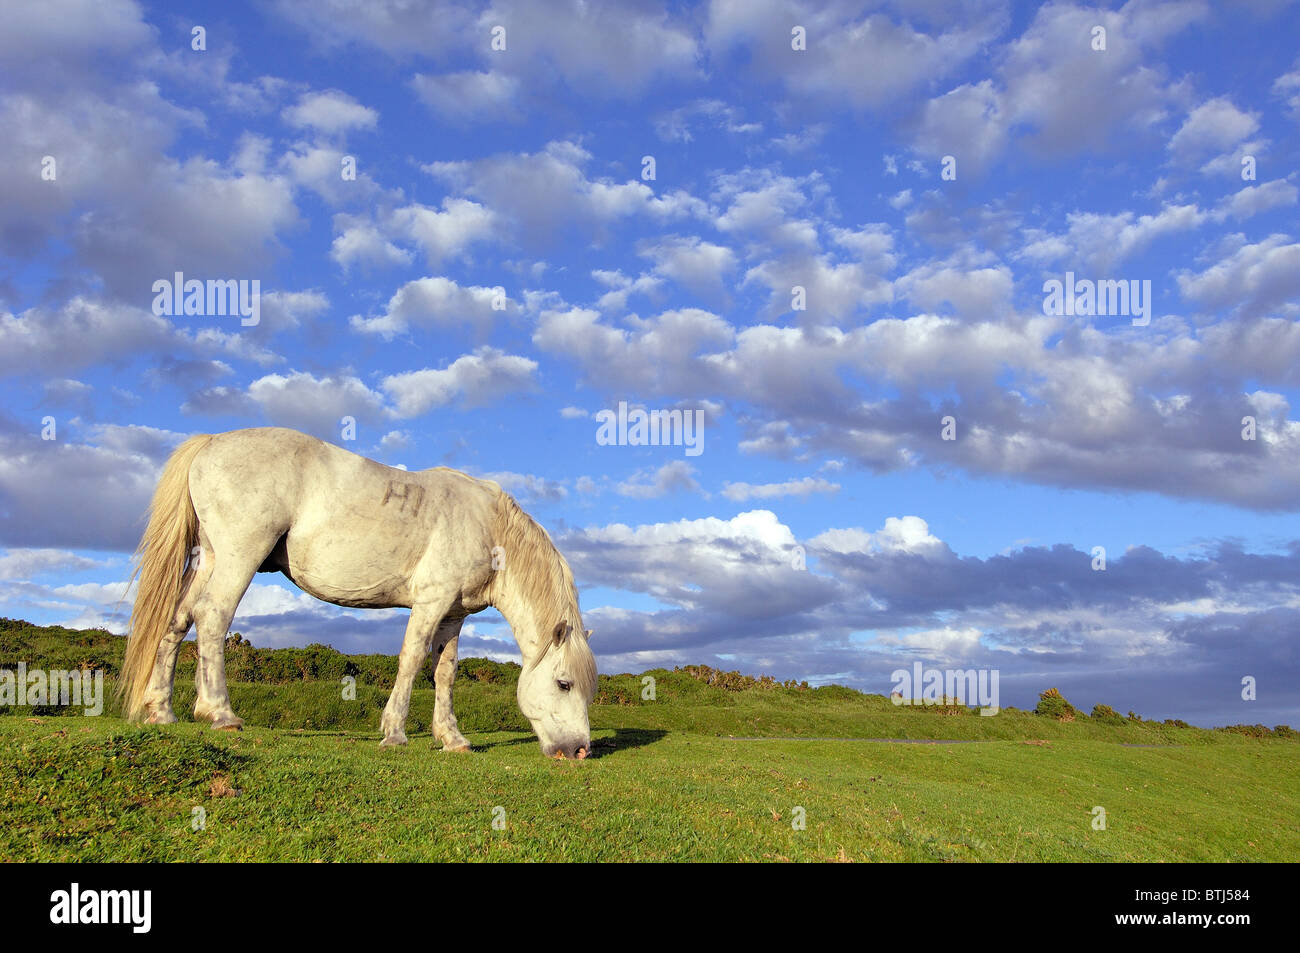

{"left": 2, "top": 0, "right": 1299, "bottom": 726}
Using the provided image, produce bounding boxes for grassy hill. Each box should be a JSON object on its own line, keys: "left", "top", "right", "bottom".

{"left": 2, "top": 618, "right": 1297, "bottom": 861}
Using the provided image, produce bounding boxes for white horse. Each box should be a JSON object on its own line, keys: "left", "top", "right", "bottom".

{"left": 119, "top": 427, "right": 597, "bottom": 759}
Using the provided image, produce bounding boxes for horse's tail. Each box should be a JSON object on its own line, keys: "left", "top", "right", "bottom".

{"left": 118, "top": 434, "right": 214, "bottom": 720}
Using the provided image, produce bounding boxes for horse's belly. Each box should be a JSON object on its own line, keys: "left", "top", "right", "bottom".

{"left": 276, "top": 531, "right": 421, "bottom": 609}
{"left": 287, "top": 570, "right": 406, "bottom": 609}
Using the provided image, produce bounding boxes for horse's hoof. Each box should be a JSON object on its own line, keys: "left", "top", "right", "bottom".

{"left": 379, "top": 734, "right": 408, "bottom": 748}
{"left": 145, "top": 711, "right": 177, "bottom": 725}
{"left": 443, "top": 743, "right": 472, "bottom": 753}
{"left": 213, "top": 719, "right": 243, "bottom": 731}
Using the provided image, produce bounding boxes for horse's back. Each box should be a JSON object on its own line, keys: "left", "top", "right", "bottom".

{"left": 186, "top": 428, "right": 499, "bottom": 608}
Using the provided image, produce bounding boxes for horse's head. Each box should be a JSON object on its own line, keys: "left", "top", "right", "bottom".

{"left": 517, "top": 621, "right": 596, "bottom": 759}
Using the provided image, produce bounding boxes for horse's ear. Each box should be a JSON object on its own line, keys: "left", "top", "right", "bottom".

{"left": 552, "top": 621, "right": 569, "bottom": 647}
{"left": 584, "top": 629, "right": 593, "bottom": 641}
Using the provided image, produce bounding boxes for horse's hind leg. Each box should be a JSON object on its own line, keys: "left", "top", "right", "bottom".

{"left": 143, "top": 544, "right": 214, "bottom": 724}
{"left": 192, "top": 548, "right": 262, "bottom": 730}
{"left": 379, "top": 600, "right": 450, "bottom": 747}
{"left": 431, "top": 619, "right": 471, "bottom": 752}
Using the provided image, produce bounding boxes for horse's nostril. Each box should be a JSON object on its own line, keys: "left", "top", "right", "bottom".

{"left": 575, "top": 745, "right": 588, "bottom": 760}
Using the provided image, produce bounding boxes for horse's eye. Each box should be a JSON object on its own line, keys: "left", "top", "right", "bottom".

{"left": 557, "top": 680, "right": 572, "bottom": 692}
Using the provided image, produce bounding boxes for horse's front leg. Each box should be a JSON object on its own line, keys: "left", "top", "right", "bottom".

{"left": 379, "top": 602, "right": 446, "bottom": 747}
{"left": 430, "top": 618, "right": 471, "bottom": 752}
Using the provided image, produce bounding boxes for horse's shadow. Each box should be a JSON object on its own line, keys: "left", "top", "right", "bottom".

{"left": 473, "top": 727, "right": 667, "bottom": 758}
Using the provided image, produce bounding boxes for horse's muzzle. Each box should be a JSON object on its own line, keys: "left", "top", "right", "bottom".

{"left": 552, "top": 742, "right": 590, "bottom": 760}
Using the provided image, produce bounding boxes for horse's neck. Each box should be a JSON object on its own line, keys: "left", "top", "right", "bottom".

{"left": 490, "top": 564, "right": 548, "bottom": 665}
{"left": 488, "top": 495, "right": 574, "bottom": 666}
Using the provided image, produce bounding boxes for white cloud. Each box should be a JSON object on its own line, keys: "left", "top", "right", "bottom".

{"left": 1211, "top": 180, "right": 1298, "bottom": 222}
{"left": 350, "top": 277, "right": 512, "bottom": 338}
{"left": 0, "top": 297, "right": 278, "bottom": 380}
{"left": 639, "top": 236, "right": 738, "bottom": 300}
{"left": 282, "top": 89, "right": 378, "bottom": 133}
{"left": 888, "top": 189, "right": 913, "bottom": 210}
{"left": 534, "top": 306, "right": 733, "bottom": 394}
{"left": 1274, "top": 65, "right": 1300, "bottom": 114}
{"left": 379, "top": 430, "right": 410, "bottom": 451}
{"left": 331, "top": 197, "right": 497, "bottom": 270}
{"left": 0, "top": 429, "right": 180, "bottom": 549}
{"left": 1168, "top": 97, "right": 1259, "bottom": 161}
{"left": 811, "top": 516, "right": 945, "bottom": 555}
{"left": 329, "top": 219, "right": 414, "bottom": 270}
{"left": 706, "top": 0, "right": 1000, "bottom": 108}
{"left": 654, "top": 99, "right": 761, "bottom": 142}
{"left": 910, "top": 80, "right": 1007, "bottom": 174}
{"left": 0, "top": 0, "right": 152, "bottom": 82}
{"left": 475, "top": 0, "right": 700, "bottom": 96}
{"left": 278, "top": 142, "right": 384, "bottom": 205}
{"left": 412, "top": 70, "right": 520, "bottom": 121}
{"left": 1016, "top": 203, "right": 1206, "bottom": 271}
{"left": 1177, "top": 234, "right": 1300, "bottom": 317}
{"left": 0, "top": 298, "right": 172, "bottom": 377}
{"left": 0, "top": 548, "right": 107, "bottom": 580}
{"left": 721, "top": 476, "right": 840, "bottom": 502}
{"left": 381, "top": 347, "right": 537, "bottom": 416}
{"left": 423, "top": 141, "right": 706, "bottom": 251}
{"left": 907, "top": 0, "right": 1208, "bottom": 169}
{"left": 576, "top": 508, "right": 798, "bottom": 554}
{"left": 895, "top": 254, "right": 1014, "bottom": 320}
{"left": 389, "top": 199, "right": 498, "bottom": 265}
{"left": 616, "top": 460, "right": 704, "bottom": 499}
{"left": 247, "top": 372, "right": 389, "bottom": 432}
{"left": 258, "top": 289, "right": 330, "bottom": 330}
{"left": 235, "top": 581, "right": 325, "bottom": 617}
{"left": 591, "top": 269, "right": 664, "bottom": 313}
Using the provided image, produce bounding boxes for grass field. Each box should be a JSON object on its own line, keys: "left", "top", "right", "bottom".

{"left": 3, "top": 618, "right": 1297, "bottom": 862}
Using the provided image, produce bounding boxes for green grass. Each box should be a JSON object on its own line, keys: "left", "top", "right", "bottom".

{"left": 2, "top": 618, "right": 1297, "bottom": 861}
{"left": 3, "top": 720, "right": 1296, "bottom": 862}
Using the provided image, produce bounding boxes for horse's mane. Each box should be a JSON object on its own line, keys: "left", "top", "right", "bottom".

{"left": 490, "top": 492, "right": 597, "bottom": 698}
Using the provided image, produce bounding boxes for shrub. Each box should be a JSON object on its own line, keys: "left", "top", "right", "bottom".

{"left": 1036, "top": 687, "right": 1080, "bottom": 721}
{"left": 673, "top": 664, "right": 808, "bottom": 692}
{"left": 1090, "top": 703, "right": 1125, "bottom": 725}
{"left": 457, "top": 657, "right": 520, "bottom": 685}
{"left": 808, "top": 684, "right": 862, "bottom": 701}
{"left": 894, "top": 694, "right": 971, "bottom": 715}
{"left": 593, "top": 674, "right": 639, "bottom": 705}
{"left": 1217, "top": 724, "right": 1274, "bottom": 738}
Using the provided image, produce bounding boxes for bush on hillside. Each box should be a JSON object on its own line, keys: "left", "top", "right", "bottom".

{"left": 1090, "top": 703, "right": 1125, "bottom": 725}
{"left": 593, "top": 674, "right": 640, "bottom": 705}
{"left": 1036, "top": 687, "right": 1080, "bottom": 721}
{"left": 674, "top": 664, "right": 808, "bottom": 692}
{"left": 1216, "top": 723, "right": 1274, "bottom": 738}
{"left": 457, "top": 656, "right": 520, "bottom": 684}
